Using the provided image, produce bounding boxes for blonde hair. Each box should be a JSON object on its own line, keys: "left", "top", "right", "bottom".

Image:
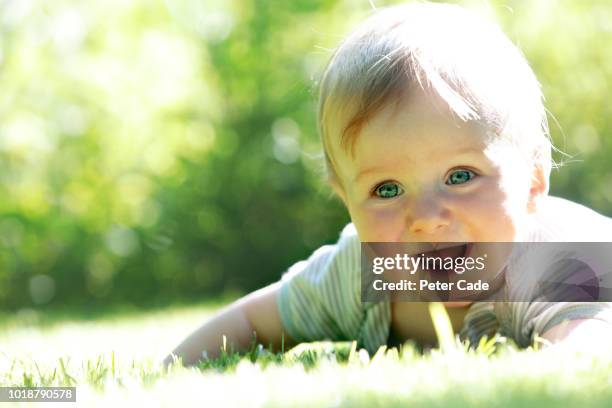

{"left": 318, "top": 2, "right": 553, "bottom": 189}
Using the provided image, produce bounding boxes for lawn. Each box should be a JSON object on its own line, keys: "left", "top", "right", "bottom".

{"left": 1, "top": 300, "right": 612, "bottom": 407}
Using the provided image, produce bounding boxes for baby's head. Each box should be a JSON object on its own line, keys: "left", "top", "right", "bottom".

{"left": 318, "top": 2, "right": 553, "bottom": 243}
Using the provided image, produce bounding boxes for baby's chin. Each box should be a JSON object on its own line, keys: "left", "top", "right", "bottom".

{"left": 442, "top": 301, "right": 473, "bottom": 308}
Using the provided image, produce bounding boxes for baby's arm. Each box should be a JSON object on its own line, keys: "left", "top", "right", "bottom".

{"left": 541, "top": 318, "right": 612, "bottom": 350}
{"left": 162, "top": 281, "right": 296, "bottom": 367}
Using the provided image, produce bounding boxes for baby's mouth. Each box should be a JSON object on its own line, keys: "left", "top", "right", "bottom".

{"left": 416, "top": 243, "right": 473, "bottom": 301}
{"left": 421, "top": 243, "right": 472, "bottom": 272}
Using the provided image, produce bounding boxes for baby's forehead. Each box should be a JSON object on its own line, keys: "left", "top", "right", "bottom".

{"left": 368, "top": 85, "right": 494, "bottom": 136}
{"left": 341, "top": 91, "right": 539, "bottom": 190}
{"left": 331, "top": 80, "right": 500, "bottom": 152}
{"left": 333, "top": 86, "right": 498, "bottom": 168}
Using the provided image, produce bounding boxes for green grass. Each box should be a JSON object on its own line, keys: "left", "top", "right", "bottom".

{"left": 1, "top": 301, "right": 612, "bottom": 407}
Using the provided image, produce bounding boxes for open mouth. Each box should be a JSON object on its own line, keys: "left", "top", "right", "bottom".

{"left": 418, "top": 243, "right": 476, "bottom": 301}
{"left": 418, "top": 243, "right": 473, "bottom": 274}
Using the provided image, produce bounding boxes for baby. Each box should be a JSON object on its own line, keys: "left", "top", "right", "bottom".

{"left": 164, "top": 2, "right": 612, "bottom": 367}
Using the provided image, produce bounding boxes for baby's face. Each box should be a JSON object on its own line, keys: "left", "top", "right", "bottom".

{"left": 330, "top": 88, "right": 543, "bottom": 245}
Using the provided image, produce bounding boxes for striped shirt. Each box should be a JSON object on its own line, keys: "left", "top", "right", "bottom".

{"left": 278, "top": 196, "right": 612, "bottom": 353}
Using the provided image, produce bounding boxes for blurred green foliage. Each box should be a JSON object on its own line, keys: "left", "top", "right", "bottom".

{"left": 0, "top": 0, "right": 610, "bottom": 309}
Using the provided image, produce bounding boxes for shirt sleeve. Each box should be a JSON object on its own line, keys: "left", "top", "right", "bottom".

{"left": 277, "top": 224, "right": 363, "bottom": 344}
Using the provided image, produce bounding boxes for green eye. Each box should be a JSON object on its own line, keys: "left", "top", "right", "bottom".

{"left": 446, "top": 169, "right": 475, "bottom": 185}
{"left": 374, "top": 182, "right": 404, "bottom": 199}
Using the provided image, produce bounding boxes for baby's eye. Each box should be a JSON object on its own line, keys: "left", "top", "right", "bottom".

{"left": 446, "top": 169, "right": 476, "bottom": 185}
{"left": 374, "top": 182, "right": 404, "bottom": 199}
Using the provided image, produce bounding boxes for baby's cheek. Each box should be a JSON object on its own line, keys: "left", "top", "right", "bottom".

{"left": 451, "top": 179, "right": 517, "bottom": 241}
{"left": 352, "top": 205, "right": 405, "bottom": 242}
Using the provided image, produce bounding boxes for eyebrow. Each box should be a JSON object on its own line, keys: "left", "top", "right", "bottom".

{"left": 353, "top": 147, "right": 483, "bottom": 183}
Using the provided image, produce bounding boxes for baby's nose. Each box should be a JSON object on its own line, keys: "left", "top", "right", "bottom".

{"left": 408, "top": 217, "right": 449, "bottom": 235}
{"left": 405, "top": 195, "right": 451, "bottom": 236}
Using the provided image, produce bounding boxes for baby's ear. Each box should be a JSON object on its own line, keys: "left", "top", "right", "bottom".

{"left": 527, "top": 163, "right": 548, "bottom": 213}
